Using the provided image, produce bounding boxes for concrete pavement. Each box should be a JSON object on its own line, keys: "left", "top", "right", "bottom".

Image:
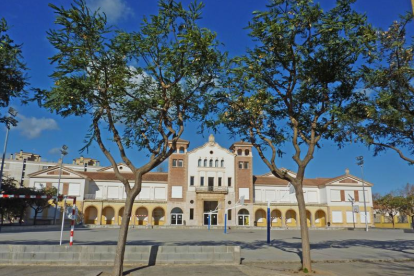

{"left": 1, "top": 261, "right": 414, "bottom": 276}
{"left": 0, "top": 228, "right": 413, "bottom": 263}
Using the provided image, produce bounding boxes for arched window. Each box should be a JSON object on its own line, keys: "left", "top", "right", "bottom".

{"left": 237, "top": 149, "right": 242, "bottom": 155}
{"left": 198, "top": 159, "right": 202, "bottom": 167}
{"left": 245, "top": 149, "right": 249, "bottom": 156}
{"left": 215, "top": 160, "right": 218, "bottom": 167}
{"left": 221, "top": 160, "right": 224, "bottom": 167}
{"left": 204, "top": 159, "right": 207, "bottom": 167}
{"left": 209, "top": 159, "right": 213, "bottom": 167}
{"left": 179, "top": 147, "right": 185, "bottom": 153}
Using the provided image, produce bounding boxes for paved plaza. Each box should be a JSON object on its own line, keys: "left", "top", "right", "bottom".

{"left": 0, "top": 227, "right": 413, "bottom": 263}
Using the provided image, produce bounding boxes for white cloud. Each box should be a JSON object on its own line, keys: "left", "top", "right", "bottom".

{"left": 88, "top": 0, "right": 133, "bottom": 23}
{"left": 15, "top": 115, "right": 59, "bottom": 139}
{"left": 48, "top": 147, "right": 62, "bottom": 155}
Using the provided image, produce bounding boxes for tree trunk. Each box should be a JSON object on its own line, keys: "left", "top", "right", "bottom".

{"left": 19, "top": 206, "right": 25, "bottom": 225}
{"left": 391, "top": 216, "right": 395, "bottom": 228}
{"left": 0, "top": 212, "right": 3, "bottom": 225}
{"left": 295, "top": 183, "right": 312, "bottom": 272}
{"left": 112, "top": 192, "right": 135, "bottom": 276}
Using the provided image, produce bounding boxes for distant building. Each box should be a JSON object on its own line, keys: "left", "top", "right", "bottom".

{"left": 73, "top": 156, "right": 100, "bottom": 168}
{"left": 26, "top": 135, "right": 375, "bottom": 228}
{"left": 14, "top": 150, "right": 41, "bottom": 162}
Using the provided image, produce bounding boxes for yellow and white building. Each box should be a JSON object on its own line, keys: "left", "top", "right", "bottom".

{"left": 26, "top": 135, "right": 374, "bottom": 228}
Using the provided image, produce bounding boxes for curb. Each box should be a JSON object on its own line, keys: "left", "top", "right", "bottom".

{"left": 242, "top": 258, "right": 414, "bottom": 265}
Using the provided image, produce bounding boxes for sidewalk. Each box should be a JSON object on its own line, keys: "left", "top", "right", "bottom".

{"left": 1, "top": 261, "right": 414, "bottom": 276}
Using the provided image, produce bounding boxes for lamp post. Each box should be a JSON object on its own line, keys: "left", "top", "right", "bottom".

{"left": 356, "top": 156, "right": 369, "bottom": 232}
{"left": 348, "top": 195, "right": 356, "bottom": 229}
{"left": 53, "top": 145, "right": 68, "bottom": 225}
{"left": 0, "top": 107, "right": 18, "bottom": 191}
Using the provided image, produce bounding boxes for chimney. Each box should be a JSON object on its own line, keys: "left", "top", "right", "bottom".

{"left": 10, "top": 153, "right": 13, "bottom": 160}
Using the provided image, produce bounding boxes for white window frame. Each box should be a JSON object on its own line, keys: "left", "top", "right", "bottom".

{"left": 171, "top": 186, "right": 183, "bottom": 199}
{"left": 332, "top": 211, "right": 343, "bottom": 223}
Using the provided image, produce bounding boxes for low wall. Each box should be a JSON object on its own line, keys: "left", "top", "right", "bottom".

{"left": 0, "top": 245, "right": 240, "bottom": 265}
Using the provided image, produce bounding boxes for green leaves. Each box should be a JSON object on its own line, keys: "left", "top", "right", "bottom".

{"left": 220, "top": 0, "right": 374, "bottom": 168}
{"left": 356, "top": 13, "right": 414, "bottom": 164}
{"left": 0, "top": 18, "right": 28, "bottom": 111}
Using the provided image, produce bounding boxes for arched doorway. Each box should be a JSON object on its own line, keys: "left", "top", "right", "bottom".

{"left": 152, "top": 207, "right": 165, "bottom": 226}
{"left": 102, "top": 206, "right": 115, "bottom": 225}
{"left": 255, "top": 209, "right": 266, "bottom": 227}
{"left": 286, "top": 210, "right": 297, "bottom": 227}
{"left": 271, "top": 209, "right": 282, "bottom": 227}
{"left": 118, "top": 207, "right": 133, "bottom": 225}
{"left": 315, "top": 210, "right": 326, "bottom": 227}
{"left": 135, "top": 207, "right": 148, "bottom": 225}
{"left": 84, "top": 206, "right": 98, "bottom": 224}
{"left": 238, "top": 209, "right": 250, "bottom": 226}
{"left": 170, "top": 207, "right": 183, "bottom": 225}
{"left": 306, "top": 210, "right": 311, "bottom": 227}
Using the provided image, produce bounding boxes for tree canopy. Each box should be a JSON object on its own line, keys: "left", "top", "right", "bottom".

{"left": 357, "top": 13, "right": 414, "bottom": 164}
{"left": 218, "top": 0, "right": 375, "bottom": 271}
{"left": 37, "top": 1, "right": 225, "bottom": 275}
{"left": 0, "top": 18, "right": 27, "bottom": 118}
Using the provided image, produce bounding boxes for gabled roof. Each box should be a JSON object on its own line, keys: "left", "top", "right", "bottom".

{"left": 97, "top": 163, "right": 128, "bottom": 172}
{"left": 27, "top": 166, "right": 89, "bottom": 179}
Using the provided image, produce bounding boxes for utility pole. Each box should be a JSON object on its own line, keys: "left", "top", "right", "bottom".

{"left": 356, "top": 156, "right": 369, "bottom": 232}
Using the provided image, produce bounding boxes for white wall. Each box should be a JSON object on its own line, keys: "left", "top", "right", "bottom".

{"left": 187, "top": 142, "right": 235, "bottom": 187}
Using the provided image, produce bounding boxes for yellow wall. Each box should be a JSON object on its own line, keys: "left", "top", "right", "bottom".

{"left": 374, "top": 215, "right": 413, "bottom": 229}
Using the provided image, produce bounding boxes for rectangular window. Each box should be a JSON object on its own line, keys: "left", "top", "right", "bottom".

{"left": 228, "top": 177, "right": 232, "bottom": 187}
{"left": 244, "top": 162, "right": 249, "bottom": 169}
{"left": 228, "top": 209, "right": 232, "bottom": 220}
{"left": 218, "top": 177, "right": 222, "bottom": 186}
{"left": 68, "top": 183, "right": 80, "bottom": 196}
{"left": 190, "top": 208, "right": 194, "bottom": 220}
{"left": 346, "top": 211, "right": 357, "bottom": 223}
{"left": 190, "top": 176, "right": 194, "bottom": 186}
{"left": 172, "top": 186, "right": 183, "bottom": 198}
{"left": 239, "top": 188, "right": 250, "bottom": 200}
{"left": 330, "top": 190, "right": 341, "bottom": 202}
{"left": 200, "top": 176, "right": 204, "bottom": 186}
{"left": 332, "top": 211, "right": 343, "bottom": 223}
{"left": 358, "top": 190, "right": 370, "bottom": 202}
{"left": 238, "top": 161, "right": 243, "bottom": 169}
{"left": 172, "top": 159, "right": 183, "bottom": 167}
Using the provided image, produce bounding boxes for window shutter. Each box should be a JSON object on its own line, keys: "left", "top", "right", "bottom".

{"left": 354, "top": 190, "right": 359, "bottom": 202}
{"left": 340, "top": 190, "right": 345, "bottom": 201}
{"left": 63, "top": 183, "right": 69, "bottom": 195}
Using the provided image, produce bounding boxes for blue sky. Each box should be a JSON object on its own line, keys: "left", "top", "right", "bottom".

{"left": 1, "top": 0, "right": 413, "bottom": 194}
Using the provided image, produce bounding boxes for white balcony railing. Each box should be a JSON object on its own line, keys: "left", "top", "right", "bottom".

{"left": 195, "top": 186, "right": 228, "bottom": 193}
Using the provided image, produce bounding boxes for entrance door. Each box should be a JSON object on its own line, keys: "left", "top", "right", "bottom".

{"left": 208, "top": 177, "right": 214, "bottom": 191}
{"left": 203, "top": 213, "right": 218, "bottom": 225}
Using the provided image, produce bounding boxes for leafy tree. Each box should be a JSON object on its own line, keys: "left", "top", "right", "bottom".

{"left": 375, "top": 193, "right": 404, "bottom": 228}
{"left": 37, "top": 1, "right": 224, "bottom": 275}
{"left": 26, "top": 186, "right": 58, "bottom": 225}
{"left": 0, "top": 177, "right": 31, "bottom": 225}
{"left": 218, "top": 0, "right": 374, "bottom": 271}
{"left": 357, "top": 13, "right": 414, "bottom": 164}
{"left": 398, "top": 183, "right": 414, "bottom": 229}
{"left": 0, "top": 18, "right": 27, "bottom": 117}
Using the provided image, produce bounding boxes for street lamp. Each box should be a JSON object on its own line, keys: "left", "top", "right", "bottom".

{"left": 0, "top": 107, "right": 18, "bottom": 191}
{"left": 53, "top": 144, "right": 68, "bottom": 225}
{"left": 356, "top": 156, "right": 369, "bottom": 232}
{"left": 348, "top": 195, "right": 356, "bottom": 229}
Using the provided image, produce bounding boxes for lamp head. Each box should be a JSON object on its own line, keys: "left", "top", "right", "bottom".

{"left": 8, "top": 107, "right": 18, "bottom": 117}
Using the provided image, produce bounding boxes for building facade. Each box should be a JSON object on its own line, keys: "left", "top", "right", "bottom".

{"left": 26, "top": 135, "right": 374, "bottom": 228}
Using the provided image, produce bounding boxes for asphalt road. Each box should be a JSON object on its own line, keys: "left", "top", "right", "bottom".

{"left": 0, "top": 228, "right": 413, "bottom": 263}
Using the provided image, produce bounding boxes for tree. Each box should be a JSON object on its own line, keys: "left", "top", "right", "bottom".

{"left": 0, "top": 177, "right": 31, "bottom": 225}
{"left": 0, "top": 18, "right": 27, "bottom": 117}
{"left": 37, "top": 1, "right": 224, "bottom": 275}
{"left": 357, "top": 13, "right": 414, "bottom": 165}
{"left": 26, "top": 186, "right": 58, "bottom": 225}
{"left": 218, "top": 0, "right": 374, "bottom": 271}
{"left": 375, "top": 193, "right": 404, "bottom": 228}
{"left": 398, "top": 183, "right": 414, "bottom": 229}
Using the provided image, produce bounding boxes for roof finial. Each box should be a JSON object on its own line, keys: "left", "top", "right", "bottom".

{"left": 345, "top": 168, "right": 350, "bottom": 175}
{"left": 209, "top": 134, "right": 215, "bottom": 143}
